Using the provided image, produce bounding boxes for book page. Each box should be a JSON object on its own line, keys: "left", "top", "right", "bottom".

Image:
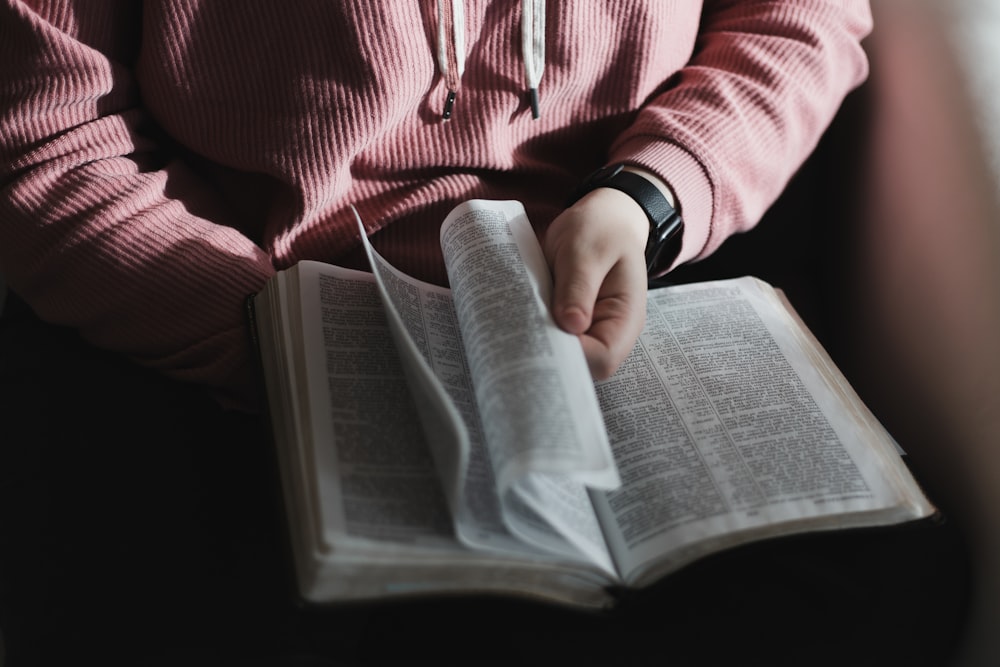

{"left": 354, "top": 204, "right": 617, "bottom": 573}
{"left": 438, "top": 200, "right": 619, "bottom": 492}
{"left": 356, "top": 239, "right": 540, "bottom": 557}
{"left": 288, "top": 263, "right": 458, "bottom": 551}
{"left": 436, "top": 200, "right": 619, "bottom": 571}
{"left": 291, "top": 262, "right": 590, "bottom": 561}
{"left": 586, "top": 277, "right": 934, "bottom": 584}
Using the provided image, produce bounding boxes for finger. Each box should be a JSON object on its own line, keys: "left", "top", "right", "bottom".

{"left": 548, "top": 238, "right": 615, "bottom": 336}
{"left": 578, "top": 258, "right": 647, "bottom": 379}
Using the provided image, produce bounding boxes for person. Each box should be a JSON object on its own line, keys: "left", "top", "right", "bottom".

{"left": 10, "top": 2, "right": 972, "bottom": 665}
{"left": 0, "top": 0, "right": 873, "bottom": 410}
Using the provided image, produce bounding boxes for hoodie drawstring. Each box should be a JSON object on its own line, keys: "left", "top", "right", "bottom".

{"left": 522, "top": 0, "right": 545, "bottom": 119}
{"left": 435, "top": 0, "right": 545, "bottom": 120}
{"left": 436, "top": 0, "right": 465, "bottom": 119}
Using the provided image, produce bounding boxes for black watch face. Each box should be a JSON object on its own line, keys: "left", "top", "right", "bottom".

{"left": 647, "top": 215, "right": 684, "bottom": 275}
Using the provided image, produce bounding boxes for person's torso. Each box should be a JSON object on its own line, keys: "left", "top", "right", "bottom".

{"left": 136, "top": 0, "right": 700, "bottom": 282}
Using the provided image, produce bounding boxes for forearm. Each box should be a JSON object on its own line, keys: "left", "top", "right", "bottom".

{"left": 611, "top": 0, "right": 873, "bottom": 266}
{"left": 1, "top": 1, "right": 275, "bottom": 408}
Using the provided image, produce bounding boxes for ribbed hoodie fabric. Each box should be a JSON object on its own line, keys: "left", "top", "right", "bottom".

{"left": 0, "top": 0, "right": 872, "bottom": 408}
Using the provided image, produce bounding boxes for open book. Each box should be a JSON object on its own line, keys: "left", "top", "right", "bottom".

{"left": 251, "top": 199, "right": 935, "bottom": 609}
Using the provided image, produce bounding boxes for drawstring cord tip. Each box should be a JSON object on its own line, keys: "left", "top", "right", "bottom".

{"left": 528, "top": 87, "right": 540, "bottom": 119}
{"left": 442, "top": 90, "right": 457, "bottom": 120}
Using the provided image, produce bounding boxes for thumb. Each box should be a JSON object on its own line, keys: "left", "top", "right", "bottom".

{"left": 549, "top": 245, "right": 607, "bottom": 335}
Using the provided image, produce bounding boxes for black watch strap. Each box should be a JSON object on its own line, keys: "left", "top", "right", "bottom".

{"left": 568, "top": 163, "right": 684, "bottom": 275}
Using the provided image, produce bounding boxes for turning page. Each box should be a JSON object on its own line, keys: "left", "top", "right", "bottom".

{"left": 437, "top": 200, "right": 618, "bottom": 571}
{"left": 360, "top": 201, "right": 618, "bottom": 574}
{"left": 438, "top": 200, "right": 619, "bottom": 492}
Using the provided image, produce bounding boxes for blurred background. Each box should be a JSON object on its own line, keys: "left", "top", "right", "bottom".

{"left": 845, "top": 2, "right": 1000, "bottom": 665}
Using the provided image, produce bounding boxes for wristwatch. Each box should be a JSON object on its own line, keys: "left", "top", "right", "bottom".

{"left": 568, "top": 163, "right": 684, "bottom": 275}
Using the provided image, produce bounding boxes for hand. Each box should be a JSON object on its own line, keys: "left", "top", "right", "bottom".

{"left": 543, "top": 187, "right": 649, "bottom": 380}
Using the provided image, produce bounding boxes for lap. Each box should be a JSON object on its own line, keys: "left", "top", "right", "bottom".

{"left": 0, "top": 299, "right": 289, "bottom": 663}
{"left": 0, "top": 296, "right": 971, "bottom": 666}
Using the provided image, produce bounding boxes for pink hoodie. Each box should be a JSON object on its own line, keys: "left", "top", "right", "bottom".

{"left": 0, "top": 1, "right": 872, "bottom": 407}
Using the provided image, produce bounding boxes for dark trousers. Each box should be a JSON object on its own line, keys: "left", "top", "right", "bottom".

{"left": 0, "top": 293, "right": 972, "bottom": 666}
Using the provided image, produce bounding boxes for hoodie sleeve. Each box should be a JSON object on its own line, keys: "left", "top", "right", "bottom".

{"left": 0, "top": 1, "right": 276, "bottom": 409}
{"left": 609, "top": 0, "right": 873, "bottom": 268}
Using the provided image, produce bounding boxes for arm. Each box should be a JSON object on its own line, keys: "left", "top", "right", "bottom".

{"left": 0, "top": 1, "right": 276, "bottom": 409}
{"left": 613, "top": 0, "right": 873, "bottom": 264}
{"left": 546, "top": 0, "right": 872, "bottom": 378}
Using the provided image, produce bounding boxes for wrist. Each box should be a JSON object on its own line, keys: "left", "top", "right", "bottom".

{"left": 568, "top": 163, "right": 685, "bottom": 275}
{"left": 578, "top": 187, "right": 650, "bottom": 249}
